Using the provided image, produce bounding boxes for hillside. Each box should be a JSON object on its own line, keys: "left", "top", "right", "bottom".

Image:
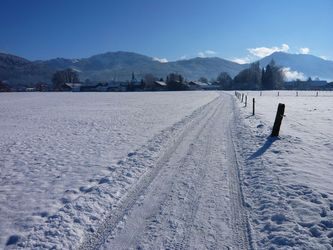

{"left": 1, "top": 51, "right": 333, "bottom": 86}
{"left": 0, "top": 51, "right": 246, "bottom": 86}
{"left": 259, "top": 52, "right": 333, "bottom": 81}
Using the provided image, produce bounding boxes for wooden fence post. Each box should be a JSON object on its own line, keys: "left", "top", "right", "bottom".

{"left": 252, "top": 98, "right": 255, "bottom": 115}
{"left": 296, "top": 91, "right": 298, "bottom": 97}
{"left": 316, "top": 91, "right": 318, "bottom": 97}
{"left": 241, "top": 93, "right": 244, "bottom": 102}
{"left": 245, "top": 95, "right": 247, "bottom": 107}
{"left": 271, "top": 103, "right": 285, "bottom": 137}
{"left": 278, "top": 91, "right": 279, "bottom": 96}
{"left": 260, "top": 91, "right": 262, "bottom": 96}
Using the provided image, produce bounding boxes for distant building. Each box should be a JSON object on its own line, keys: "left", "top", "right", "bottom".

{"left": 35, "top": 82, "right": 49, "bottom": 92}
{"left": 127, "top": 72, "right": 144, "bottom": 91}
{"left": 188, "top": 81, "right": 217, "bottom": 90}
{"left": 147, "top": 80, "right": 167, "bottom": 91}
{"left": 65, "top": 83, "right": 82, "bottom": 92}
{"left": 65, "top": 81, "right": 129, "bottom": 92}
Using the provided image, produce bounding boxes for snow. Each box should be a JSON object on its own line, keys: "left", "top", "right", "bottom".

{"left": 0, "top": 91, "right": 218, "bottom": 248}
{"left": 234, "top": 90, "right": 333, "bottom": 249}
{"left": 97, "top": 93, "right": 249, "bottom": 250}
{"left": 1, "top": 90, "right": 333, "bottom": 249}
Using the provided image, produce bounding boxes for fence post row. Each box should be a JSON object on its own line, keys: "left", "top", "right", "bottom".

{"left": 271, "top": 103, "right": 285, "bottom": 137}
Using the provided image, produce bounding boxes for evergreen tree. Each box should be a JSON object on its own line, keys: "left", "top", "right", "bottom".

{"left": 216, "top": 72, "right": 233, "bottom": 89}
{"left": 262, "top": 60, "right": 284, "bottom": 90}
{"left": 166, "top": 73, "right": 187, "bottom": 90}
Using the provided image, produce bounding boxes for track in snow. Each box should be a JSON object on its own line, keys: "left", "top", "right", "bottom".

{"left": 80, "top": 93, "right": 250, "bottom": 250}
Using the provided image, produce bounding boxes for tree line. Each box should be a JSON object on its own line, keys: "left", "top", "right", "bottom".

{"left": 0, "top": 59, "right": 285, "bottom": 92}
{"left": 214, "top": 60, "right": 284, "bottom": 90}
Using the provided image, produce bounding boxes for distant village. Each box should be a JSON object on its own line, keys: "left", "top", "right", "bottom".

{"left": 63, "top": 72, "right": 219, "bottom": 92}
{"left": 0, "top": 71, "right": 221, "bottom": 92}
{"left": 1, "top": 62, "right": 333, "bottom": 92}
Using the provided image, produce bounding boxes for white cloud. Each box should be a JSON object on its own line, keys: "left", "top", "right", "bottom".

{"left": 204, "top": 50, "right": 217, "bottom": 55}
{"left": 198, "top": 50, "right": 217, "bottom": 58}
{"left": 198, "top": 52, "right": 205, "bottom": 58}
{"left": 299, "top": 47, "right": 310, "bottom": 54}
{"left": 282, "top": 67, "right": 306, "bottom": 81}
{"left": 248, "top": 43, "right": 290, "bottom": 58}
{"left": 232, "top": 57, "right": 251, "bottom": 64}
{"left": 180, "top": 55, "right": 187, "bottom": 60}
{"left": 153, "top": 57, "right": 168, "bottom": 63}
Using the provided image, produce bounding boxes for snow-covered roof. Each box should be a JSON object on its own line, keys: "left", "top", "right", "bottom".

{"left": 65, "top": 83, "right": 83, "bottom": 88}
{"left": 189, "top": 81, "right": 210, "bottom": 86}
{"left": 154, "top": 81, "right": 167, "bottom": 86}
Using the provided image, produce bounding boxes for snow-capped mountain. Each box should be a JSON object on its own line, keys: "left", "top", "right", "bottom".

{"left": 0, "top": 51, "right": 246, "bottom": 85}
{"left": 258, "top": 52, "right": 333, "bottom": 81}
{"left": 1, "top": 51, "right": 332, "bottom": 86}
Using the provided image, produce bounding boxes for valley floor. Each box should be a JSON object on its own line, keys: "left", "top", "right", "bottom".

{"left": 1, "top": 91, "right": 333, "bottom": 249}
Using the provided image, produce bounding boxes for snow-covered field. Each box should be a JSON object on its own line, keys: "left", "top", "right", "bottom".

{"left": 0, "top": 91, "right": 218, "bottom": 248}
{"left": 1, "top": 90, "right": 333, "bottom": 249}
{"left": 235, "top": 90, "right": 333, "bottom": 249}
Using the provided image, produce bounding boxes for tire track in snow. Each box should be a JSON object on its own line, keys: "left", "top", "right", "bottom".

{"left": 79, "top": 94, "right": 223, "bottom": 250}
{"left": 97, "top": 93, "right": 251, "bottom": 250}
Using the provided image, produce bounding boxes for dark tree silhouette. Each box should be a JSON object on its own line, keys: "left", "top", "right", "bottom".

{"left": 216, "top": 72, "right": 233, "bottom": 89}
{"left": 198, "top": 77, "right": 208, "bottom": 83}
{"left": 0, "top": 81, "right": 11, "bottom": 92}
{"left": 262, "top": 60, "right": 284, "bottom": 90}
{"left": 234, "top": 62, "right": 261, "bottom": 89}
{"left": 166, "top": 73, "right": 187, "bottom": 90}
{"left": 52, "top": 68, "right": 79, "bottom": 91}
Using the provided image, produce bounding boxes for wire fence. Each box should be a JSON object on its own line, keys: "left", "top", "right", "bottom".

{"left": 241, "top": 90, "right": 333, "bottom": 97}
{"left": 234, "top": 90, "right": 333, "bottom": 137}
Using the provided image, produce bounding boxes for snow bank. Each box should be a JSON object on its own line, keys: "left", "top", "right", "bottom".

{"left": 0, "top": 91, "right": 218, "bottom": 248}
{"left": 234, "top": 91, "right": 333, "bottom": 249}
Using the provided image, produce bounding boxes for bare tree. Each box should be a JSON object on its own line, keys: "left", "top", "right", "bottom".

{"left": 52, "top": 68, "right": 79, "bottom": 91}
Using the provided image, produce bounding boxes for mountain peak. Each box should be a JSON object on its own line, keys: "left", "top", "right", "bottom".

{"left": 259, "top": 52, "right": 333, "bottom": 81}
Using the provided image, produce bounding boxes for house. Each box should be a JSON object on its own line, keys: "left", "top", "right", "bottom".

{"left": 145, "top": 80, "right": 167, "bottom": 91}
{"left": 35, "top": 82, "right": 49, "bottom": 92}
{"left": 65, "top": 83, "right": 83, "bottom": 92}
{"left": 188, "top": 81, "right": 217, "bottom": 90}
{"left": 65, "top": 82, "right": 108, "bottom": 92}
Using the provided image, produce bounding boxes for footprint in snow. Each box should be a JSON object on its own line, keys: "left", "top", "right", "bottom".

{"left": 99, "top": 177, "right": 112, "bottom": 184}
{"left": 6, "top": 235, "right": 21, "bottom": 246}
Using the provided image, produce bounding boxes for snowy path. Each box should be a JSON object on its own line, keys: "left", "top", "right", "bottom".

{"left": 80, "top": 93, "right": 250, "bottom": 250}
{"left": 0, "top": 92, "right": 218, "bottom": 248}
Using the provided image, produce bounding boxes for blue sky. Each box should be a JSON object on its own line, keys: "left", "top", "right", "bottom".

{"left": 0, "top": 0, "right": 332, "bottom": 63}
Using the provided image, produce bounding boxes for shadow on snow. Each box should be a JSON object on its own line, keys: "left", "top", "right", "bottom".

{"left": 248, "top": 136, "right": 280, "bottom": 160}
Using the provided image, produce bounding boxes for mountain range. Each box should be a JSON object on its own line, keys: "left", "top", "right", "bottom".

{"left": 1, "top": 51, "right": 333, "bottom": 86}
